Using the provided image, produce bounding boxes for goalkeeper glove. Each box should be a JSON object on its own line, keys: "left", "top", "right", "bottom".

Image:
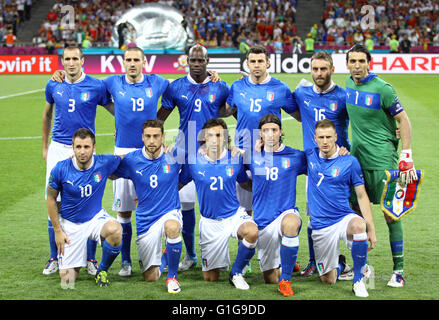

{"left": 398, "top": 149, "right": 418, "bottom": 186}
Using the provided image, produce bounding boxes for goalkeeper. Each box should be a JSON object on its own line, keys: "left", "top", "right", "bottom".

{"left": 345, "top": 44, "right": 418, "bottom": 288}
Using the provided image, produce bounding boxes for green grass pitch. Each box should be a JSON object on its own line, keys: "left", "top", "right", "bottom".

{"left": 0, "top": 72, "right": 438, "bottom": 301}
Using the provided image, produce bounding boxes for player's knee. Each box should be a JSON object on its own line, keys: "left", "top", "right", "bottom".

{"left": 143, "top": 267, "right": 159, "bottom": 282}
{"left": 164, "top": 220, "right": 181, "bottom": 238}
{"left": 348, "top": 217, "right": 366, "bottom": 235}
{"left": 262, "top": 269, "right": 279, "bottom": 284}
{"left": 103, "top": 221, "right": 122, "bottom": 245}
{"left": 320, "top": 271, "right": 337, "bottom": 284}
{"left": 203, "top": 270, "right": 220, "bottom": 282}
{"left": 281, "top": 214, "right": 301, "bottom": 237}
{"left": 239, "top": 222, "right": 258, "bottom": 244}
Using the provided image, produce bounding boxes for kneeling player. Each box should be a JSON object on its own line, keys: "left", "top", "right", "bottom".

{"left": 249, "top": 114, "right": 306, "bottom": 297}
{"left": 180, "top": 118, "right": 258, "bottom": 290}
{"left": 306, "top": 120, "right": 376, "bottom": 297}
{"left": 111, "top": 120, "right": 184, "bottom": 294}
{"left": 46, "top": 129, "right": 122, "bottom": 288}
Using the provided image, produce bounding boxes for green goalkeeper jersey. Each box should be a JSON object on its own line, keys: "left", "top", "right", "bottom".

{"left": 346, "top": 73, "right": 403, "bottom": 170}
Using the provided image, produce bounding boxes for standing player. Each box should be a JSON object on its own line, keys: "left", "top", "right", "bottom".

{"left": 248, "top": 114, "right": 306, "bottom": 297}
{"left": 110, "top": 120, "right": 184, "bottom": 294}
{"left": 157, "top": 44, "right": 230, "bottom": 272}
{"left": 291, "top": 51, "right": 350, "bottom": 277}
{"left": 46, "top": 128, "right": 122, "bottom": 288}
{"left": 52, "top": 47, "right": 172, "bottom": 276}
{"left": 345, "top": 44, "right": 417, "bottom": 287}
{"left": 103, "top": 46, "right": 170, "bottom": 276}
{"left": 42, "top": 46, "right": 114, "bottom": 275}
{"left": 306, "top": 119, "right": 376, "bottom": 297}
{"left": 225, "top": 44, "right": 300, "bottom": 215}
{"left": 179, "top": 118, "right": 258, "bottom": 290}
{"left": 225, "top": 45, "right": 300, "bottom": 274}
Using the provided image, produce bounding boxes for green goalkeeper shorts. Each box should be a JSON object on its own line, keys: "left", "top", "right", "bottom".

{"left": 350, "top": 169, "right": 387, "bottom": 205}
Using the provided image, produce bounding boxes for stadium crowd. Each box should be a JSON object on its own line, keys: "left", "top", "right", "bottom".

{"left": 29, "top": 0, "right": 299, "bottom": 52}
{"left": 3, "top": 0, "right": 439, "bottom": 51}
{"left": 317, "top": 0, "right": 439, "bottom": 51}
{"left": 0, "top": 0, "right": 32, "bottom": 47}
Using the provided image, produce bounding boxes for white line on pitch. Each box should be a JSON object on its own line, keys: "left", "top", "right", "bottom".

{"left": 0, "top": 88, "right": 45, "bottom": 100}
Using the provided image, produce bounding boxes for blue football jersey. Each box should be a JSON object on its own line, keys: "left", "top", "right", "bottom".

{"left": 248, "top": 145, "right": 307, "bottom": 230}
{"left": 103, "top": 74, "right": 169, "bottom": 148}
{"left": 180, "top": 150, "right": 248, "bottom": 219}
{"left": 306, "top": 148, "right": 364, "bottom": 230}
{"left": 161, "top": 75, "right": 230, "bottom": 153}
{"left": 112, "top": 148, "right": 182, "bottom": 236}
{"left": 293, "top": 83, "right": 350, "bottom": 150}
{"left": 45, "top": 74, "right": 111, "bottom": 145}
{"left": 227, "top": 76, "right": 296, "bottom": 150}
{"left": 48, "top": 154, "right": 121, "bottom": 223}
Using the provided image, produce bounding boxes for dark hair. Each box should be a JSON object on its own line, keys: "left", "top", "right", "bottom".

{"left": 124, "top": 46, "right": 145, "bottom": 60}
{"left": 311, "top": 50, "right": 333, "bottom": 67}
{"left": 258, "top": 113, "right": 283, "bottom": 144}
{"left": 72, "top": 128, "right": 95, "bottom": 145}
{"left": 199, "top": 118, "right": 230, "bottom": 146}
{"left": 258, "top": 113, "right": 282, "bottom": 130}
{"left": 62, "top": 45, "right": 83, "bottom": 59}
{"left": 346, "top": 43, "right": 371, "bottom": 63}
{"left": 315, "top": 119, "right": 336, "bottom": 131}
{"left": 246, "top": 44, "right": 269, "bottom": 60}
{"left": 142, "top": 120, "right": 164, "bottom": 134}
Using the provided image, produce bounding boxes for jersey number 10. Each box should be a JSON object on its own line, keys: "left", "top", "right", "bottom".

{"left": 79, "top": 184, "right": 92, "bottom": 197}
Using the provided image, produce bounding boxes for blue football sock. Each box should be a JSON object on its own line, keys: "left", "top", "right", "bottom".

{"left": 48, "top": 220, "right": 58, "bottom": 260}
{"left": 351, "top": 233, "right": 368, "bottom": 283}
{"left": 336, "top": 262, "right": 345, "bottom": 279}
{"left": 159, "top": 248, "right": 168, "bottom": 275}
{"left": 280, "top": 235, "right": 299, "bottom": 281}
{"left": 307, "top": 224, "right": 315, "bottom": 262}
{"left": 166, "top": 237, "right": 182, "bottom": 279}
{"left": 97, "top": 240, "right": 121, "bottom": 273}
{"left": 230, "top": 239, "right": 256, "bottom": 276}
{"left": 181, "top": 209, "right": 196, "bottom": 259}
{"left": 117, "top": 216, "right": 132, "bottom": 264}
{"left": 86, "top": 238, "right": 97, "bottom": 261}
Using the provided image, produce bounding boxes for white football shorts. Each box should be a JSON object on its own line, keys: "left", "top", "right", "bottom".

{"left": 58, "top": 209, "right": 116, "bottom": 270}
{"left": 312, "top": 214, "right": 360, "bottom": 276}
{"left": 179, "top": 180, "right": 196, "bottom": 210}
{"left": 199, "top": 207, "right": 255, "bottom": 272}
{"left": 257, "top": 208, "right": 301, "bottom": 272}
{"left": 45, "top": 140, "right": 74, "bottom": 201}
{"left": 112, "top": 146, "right": 138, "bottom": 212}
{"left": 236, "top": 170, "right": 252, "bottom": 211}
{"left": 136, "top": 209, "right": 183, "bottom": 273}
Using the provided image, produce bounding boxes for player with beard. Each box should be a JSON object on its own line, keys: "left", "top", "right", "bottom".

{"left": 291, "top": 51, "right": 350, "bottom": 278}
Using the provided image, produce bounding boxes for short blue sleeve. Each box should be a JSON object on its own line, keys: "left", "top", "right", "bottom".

{"left": 297, "top": 151, "right": 307, "bottom": 175}
{"left": 179, "top": 164, "right": 193, "bottom": 185}
{"left": 350, "top": 156, "right": 365, "bottom": 187}
{"left": 48, "top": 162, "right": 62, "bottom": 191}
{"left": 161, "top": 83, "right": 176, "bottom": 110}
{"left": 226, "top": 82, "right": 235, "bottom": 107}
{"left": 281, "top": 87, "right": 297, "bottom": 114}
{"left": 98, "top": 79, "right": 112, "bottom": 106}
{"left": 112, "top": 156, "right": 131, "bottom": 179}
{"left": 236, "top": 160, "right": 249, "bottom": 184}
{"left": 45, "top": 80, "right": 55, "bottom": 104}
